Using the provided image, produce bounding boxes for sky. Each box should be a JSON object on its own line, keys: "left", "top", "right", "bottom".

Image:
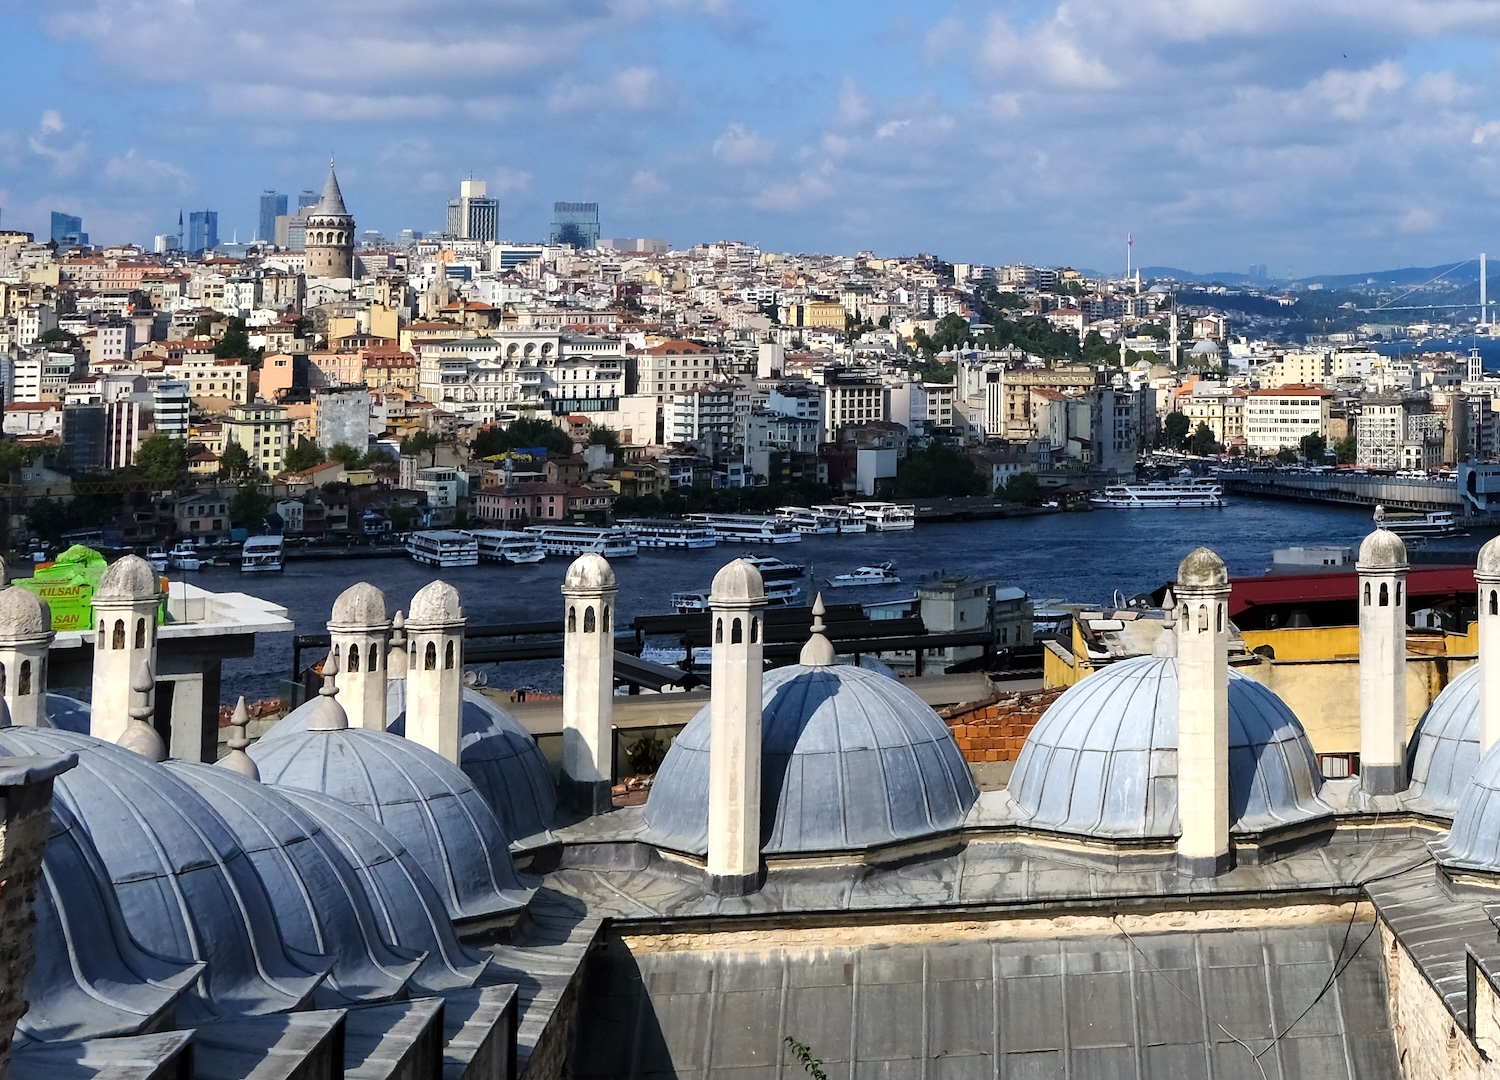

{"left": 5, "top": 0, "right": 1500, "bottom": 275}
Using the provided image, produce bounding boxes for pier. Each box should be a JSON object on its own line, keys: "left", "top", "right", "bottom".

{"left": 1218, "top": 470, "right": 1466, "bottom": 514}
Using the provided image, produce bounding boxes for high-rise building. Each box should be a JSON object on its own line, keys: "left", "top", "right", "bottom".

{"left": 447, "top": 179, "right": 499, "bottom": 243}
{"left": 49, "top": 211, "right": 86, "bottom": 248}
{"left": 297, "top": 190, "right": 319, "bottom": 210}
{"left": 550, "top": 202, "right": 600, "bottom": 249}
{"left": 187, "top": 210, "right": 219, "bottom": 254}
{"left": 258, "top": 191, "right": 287, "bottom": 243}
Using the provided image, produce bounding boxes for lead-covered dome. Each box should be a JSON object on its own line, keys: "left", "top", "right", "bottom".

{"left": 1009, "top": 656, "right": 1329, "bottom": 839}
{"left": 564, "top": 553, "right": 616, "bottom": 591}
{"left": 0, "top": 726, "right": 324, "bottom": 1023}
{"left": 643, "top": 664, "right": 978, "bottom": 855}
{"left": 247, "top": 722, "right": 534, "bottom": 921}
{"left": 1406, "top": 664, "right": 1481, "bottom": 818}
{"left": 1358, "top": 529, "right": 1408, "bottom": 570}
{"left": 1432, "top": 738, "right": 1500, "bottom": 875}
{"left": 329, "top": 582, "right": 388, "bottom": 629}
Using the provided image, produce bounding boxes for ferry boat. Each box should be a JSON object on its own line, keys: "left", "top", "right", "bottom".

{"left": 619, "top": 519, "right": 719, "bottom": 549}
{"left": 810, "top": 504, "right": 868, "bottom": 534}
{"left": 1089, "top": 480, "right": 1225, "bottom": 508}
{"left": 168, "top": 541, "right": 202, "bottom": 571}
{"left": 847, "top": 501, "right": 916, "bottom": 531}
{"left": 524, "top": 524, "right": 639, "bottom": 558}
{"left": 464, "top": 529, "right": 547, "bottom": 564}
{"left": 826, "top": 562, "right": 901, "bottom": 588}
{"left": 240, "top": 535, "right": 285, "bottom": 573}
{"left": 1378, "top": 509, "right": 1463, "bottom": 538}
{"left": 740, "top": 554, "right": 806, "bottom": 582}
{"left": 683, "top": 513, "right": 800, "bottom": 544}
{"left": 774, "top": 506, "right": 840, "bottom": 535}
{"left": 671, "top": 578, "right": 803, "bottom": 612}
{"left": 406, "top": 529, "right": 480, "bottom": 568}
{"left": 145, "top": 546, "right": 170, "bottom": 573}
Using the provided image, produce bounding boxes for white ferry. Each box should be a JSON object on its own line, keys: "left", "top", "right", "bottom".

{"left": 524, "top": 524, "right": 639, "bottom": 558}
{"left": 810, "top": 504, "right": 868, "bottom": 534}
{"left": 826, "top": 562, "right": 901, "bottom": 588}
{"left": 240, "top": 535, "right": 285, "bottom": 572}
{"left": 741, "top": 554, "right": 806, "bottom": 582}
{"left": 1379, "top": 509, "right": 1463, "bottom": 538}
{"left": 847, "top": 501, "right": 916, "bottom": 531}
{"left": 1090, "top": 480, "right": 1225, "bottom": 508}
{"left": 774, "top": 506, "right": 840, "bottom": 535}
{"left": 619, "top": 519, "right": 719, "bottom": 549}
{"left": 683, "top": 513, "right": 801, "bottom": 544}
{"left": 672, "top": 578, "right": 803, "bottom": 612}
{"left": 407, "top": 529, "right": 480, "bottom": 568}
{"left": 145, "top": 545, "right": 170, "bottom": 573}
{"left": 464, "top": 529, "right": 547, "bottom": 564}
{"left": 168, "top": 541, "right": 202, "bottom": 571}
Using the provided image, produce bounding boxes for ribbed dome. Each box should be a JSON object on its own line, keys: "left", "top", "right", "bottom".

{"left": 166, "top": 763, "right": 422, "bottom": 1007}
{"left": 96, "top": 556, "right": 160, "bottom": 602}
{"left": 643, "top": 664, "right": 977, "bottom": 855}
{"left": 0, "top": 726, "right": 324, "bottom": 1023}
{"left": 247, "top": 724, "right": 533, "bottom": 921}
{"left": 1009, "top": 656, "right": 1329, "bottom": 839}
{"left": 259, "top": 684, "right": 556, "bottom": 841}
{"left": 21, "top": 798, "right": 202, "bottom": 1042}
{"left": 0, "top": 586, "right": 50, "bottom": 637}
{"left": 278, "top": 789, "right": 494, "bottom": 992}
{"left": 1432, "top": 742, "right": 1500, "bottom": 874}
{"left": 1406, "top": 664, "right": 1481, "bottom": 818}
{"left": 1358, "top": 529, "right": 1408, "bottom": 570}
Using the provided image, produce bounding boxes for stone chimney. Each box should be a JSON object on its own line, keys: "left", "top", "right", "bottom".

{"left": 561, "top": 554, "right": 618, "bottom": 815}
{"left": 0, "top": 588, "right": 53, "bottom": 727}
{"left": 1358, "top": 528, "right": 1409, "bottom": 795}
{"left": 1175, "top": 547, "right": 1232, "bottom": 877}
{"left": 90, "top": 556, "right": 161, "bottom": 746}
{"left": 404, "top": 582, "right": 465, "bottom": 763}
{"left": 327, "top": 582, "right": 391, "bottom": 731}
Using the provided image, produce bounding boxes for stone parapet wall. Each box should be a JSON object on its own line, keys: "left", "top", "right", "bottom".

{"left": 1381, "top": 920, "right": 1486, "bottom": 1080}
{"left": 938, "top": 688, "right": 1062, "bottom": 763}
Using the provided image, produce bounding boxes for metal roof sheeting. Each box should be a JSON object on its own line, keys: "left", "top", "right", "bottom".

{"left": 1405, "top": 663, "right": 1480, "bottom": 819}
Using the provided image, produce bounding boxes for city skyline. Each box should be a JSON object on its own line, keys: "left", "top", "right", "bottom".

{"left": 6, "top": 2, "right": 1500, "bottom": 274}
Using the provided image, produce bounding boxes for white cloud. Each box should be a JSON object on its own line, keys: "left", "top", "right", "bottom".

{"left": 103, "top": 150, "right": 192, "bottom": 193}
{"left": 1401, "top": 206, "right": 1438, "bottom": 233}
{"left": 27, "top": 110, "right": 86, "bottom": 175}
{"left": 712, "top": 123, "right": 776, "bottom": 166}
{"left": 548, "top": 68, "right": 673, "bottom": 114}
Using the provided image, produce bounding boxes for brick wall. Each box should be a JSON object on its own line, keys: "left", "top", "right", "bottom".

{"left": 0, "top": 769, "right": 66, "bottom": 1080}
{"left": 939, "top": 688, "right": 1063, "bottom": 764}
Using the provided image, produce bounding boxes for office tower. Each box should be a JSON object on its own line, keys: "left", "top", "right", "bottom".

{"left": 258, "top": 191, "right": 288, "bottom": 243}
{"left": 550, "top": 202, "right": 600, "bottom": 248}
{"left": 50, "top": 211, "right": 86, "bottom": 248}
{"left": 188, "top": 210, "right": 219, "bottom": 254}
{"left": 297, "top": 190, "right": 319, "bottom": 210}
{"left": 153, "top": 234, "right": 182, "bottom": 254}
{"left": 447, "top": 179, "right": 499, "bottom": 243}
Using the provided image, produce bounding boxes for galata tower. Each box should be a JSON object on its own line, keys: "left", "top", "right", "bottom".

{"left": 305, "top": 157, "right": 355, "bottom": 278}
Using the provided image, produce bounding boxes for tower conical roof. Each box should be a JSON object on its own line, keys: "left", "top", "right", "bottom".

{"left": 313, "top": 159, "right": 349, "bottom": 217}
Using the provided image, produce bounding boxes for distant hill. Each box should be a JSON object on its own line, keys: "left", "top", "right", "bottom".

{"left": 1137, "top": 262, "right": 1482, "bottom": 291}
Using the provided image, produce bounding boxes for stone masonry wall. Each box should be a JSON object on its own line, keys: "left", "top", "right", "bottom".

{"left": 1380, "top": 920, "right": 1487, "bottom": 1080}
{"left": 0, "top": 780, "right": 57, "bottom": 1080}
{"left": 939, "top": 688, "right": 1063, "bottom": 763}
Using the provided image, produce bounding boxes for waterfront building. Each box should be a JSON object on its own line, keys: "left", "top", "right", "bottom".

{"left": 1243, "top": 383, "right": 1331, "bottom": 454}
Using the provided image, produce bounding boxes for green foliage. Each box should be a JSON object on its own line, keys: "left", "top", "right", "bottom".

{"left": 990, "top": 291, "right": 1025, "bottom": 310}
{"left": 1081, "top": 329, "right": 1118, "bottom": 366}
{"left": 1162, "top": 412, "right": 1192, "bottom": 450}
{"left": 0, "top": 440, "right": 39, "bottom": 478}
{"left": 893, "top": 445, "right": 986, "bottom": 498}
{"left": 625, "top": 735, "right": 668, "bottom": 777}
{"left": 930, "top": 313, "right": 974, "bottom": 352}
{"left": 131, "top": 434, "right": 188, "bottom": 487}
{"left": 229, "top": 487, "right": 272, "bottom": 528}
{"left": 36, "top": 328, "right": 80, "bottom": 349}
{"left": 588, "top": 425, "right": 621, "bottom": 453}
{"left": 219, "top": 441, "right": 252, "bottom": 479}
{"left": 1334, "top": 434, "right": 1357, "bottom": 464}
{"left": 1299, "top": 433, "right": 1328, "bottom": 460}
{"left": 1189, "top": 423, "right": 1222, "bottom": 456}
{"left": 400, "top": 429, "right": 440, "bottom": 458}
{"left": 1000, "top": 471, "right": 1042, "bottom": 505}
{"left": 471, "top": 417, "right": 574, "bottom": 459}
{"left": 1276, "top": 447, "right": 1299, "bottom": 464}
{"left": 1054, "top": 278, "right": 1084, "bottom": 297}
{"left": 783, "top": 1038, "right": 827, "bottom": 1080}
{"left": 192, "top": 314, "right": 218, "bottom": 338}
{"left": 328, "top": 442, "right": 364, "bottom": 467}
{"left": 877, "top": 314, "right": 891, "bottom": 329}
{"left": 611, "top": 479, "right": 834, "bottom": 519}
{"left": 284, "top": 437, "right": 326, "bottom": 473}
{"left": 1134, "top": 323, "right": 1169, "bottom": 341}
{"left": 214, "top": 317, "right": 251, "bottom": 359}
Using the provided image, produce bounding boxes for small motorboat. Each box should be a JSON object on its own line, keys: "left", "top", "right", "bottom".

{"left": 825, "top": 562, "right": 901, "bottom": 588}
{"left": 146, "top": 546, "right": 170, "bottom": 573}
{"left": 168, "top": 541, "right": 202, "bottom": 571}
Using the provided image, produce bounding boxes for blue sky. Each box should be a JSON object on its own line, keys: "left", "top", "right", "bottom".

{"left": 5, "top": 0, "right": 1500, "bottom": 275}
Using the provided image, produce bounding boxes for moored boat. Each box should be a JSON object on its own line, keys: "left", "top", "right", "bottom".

{"left": 774, "top": 506, "right": 840, "bottom": 535}
{"left": 240, "top": 535, "right": 285, "bottom": 572}
{"left": 168, "top": 541, "right": 202, "bottom": 571}
{"left": 619, "top": 519, "right": 719, "bottom": 549}
{"left": 683, "top": 513, "right": 800, "bottom": 544}
{"left": 524, "top": 524, "right": 639, "bottom": 558}
{"left": 406, "top": 530, "right": 480, "bottom": 568}
{"left": 826, "top": 562, "right": 901, "bottom": 588}
{"left": 465, "top": 529, "right": 548, "bottom": 564}
{"left": 810, "top": 504, "right": 868, "bottom": 533}
{"left": 1090, "top": 480, "right": 1225, "bottom": 508}
{"left": 847, "top": 501, "right": 916, "bottom": 530}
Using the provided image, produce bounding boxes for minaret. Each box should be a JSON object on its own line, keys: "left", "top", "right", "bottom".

{"left": 327, "top": 582, "right": 391, "bottom": 731}
{"left": 1478, "top": 538, "right": 1500, "bottom": 753}
{"left": 0, "top": 587, "right": 54, "bottom": 726}
{"left": 117, "top": 659, "right": 166, "bottom": 762}
{"left": 90, "top": 556, "right": 161, "bottom": 746}
{"left": 706, "top": 560, "right": 768, "bottom": 896}
{"left": 561, "top": 554, "right": 618, "bottom": 815}
{"left": 1358, "top": 528, "right": 1409, "bottom": 794}
{"left": 404, "top": 581, "right": 465, "bottom": 763}
{"left": 1174, "top": 547, "right": 1232, "bottom": 876}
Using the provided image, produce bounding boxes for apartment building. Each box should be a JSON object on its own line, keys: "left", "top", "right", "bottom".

{"left": 224, "top": 403, "right": 293, "bottom": 474}
{"left": 163, "top": 355, "right": 249, "bottom": 408}
{"left": 1243, "top": 385, "right": 1331, "bottom": 454}
{"left": 634, "top": 340, "right": 722, "bottom": 402}
{"left": 416, "top": 330, "right": 627, "bottom": 424}
{"left": 1179, "top": 388, "right": 1247, "bottom": 449}
{"left": 817, "top": 367, "right": 887, "bottom": 442}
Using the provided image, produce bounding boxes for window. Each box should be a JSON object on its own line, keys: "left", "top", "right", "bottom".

{"left": 715, "top": 618, "right": 723, "bottom": 644}
{"left": 1379, "top": 582, "right": 1389, "bottom": 607}
{"left": 98, "top": 621, "right": 106, "bottom": 650}
{"left": 424, "top": 641, "right": 437, "bottom": 670}
{"left": 568, "top": 606, "right": 577, "bottom": 633}
{"left": 113, "top": 620, "right": 125, "bottom": 650}
{"left": 445, "top": 640, "right": 455, "bottom": 669}
{"left": 584, "top": 606, "right": 596, "bottom": 633}
{"left": 135, "top": 618, "right": 146, "bottom": 649}
{"left": 18, "top": 661, "right": 31, "bottom": 696}
{"left": 348, "top": 644, "right": 360, "bottom": 672}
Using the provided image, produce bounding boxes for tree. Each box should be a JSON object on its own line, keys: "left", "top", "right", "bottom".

{"left": 1334, "top": 434, "right": 1358, "bottom": 464}
{"left": 588, "top": 425, "right": 621, "bottom": 454}
{"left": 893, "top": 445, "right": 986, "bottom": 498}
{"left": 36, "top": 328, "right": 80, "bottom": 349}
{"left": 215, "top": 317, "right": 251, "bottom": 359}
{"left": 1276, "top": 447, "right": 1299, "bottom": 464}
{"left": 930, "top": 313, "right": 973, "bottom": 353}
{"left": 229, "top": 487, "right": 272, "bottom": 529}
{"left": 1081, "top": 329, "right": 1117, "bottom": 366}
{"left": 131, "top": 434, "right": 188, "bottom": 487}
{"left": 328, "top": 442, "right": 364, "bottom": 468}
{"left": 1300, "top": 433, "right": 1328, "bottom": 460}
{"left": 471, "top": 417, "right": 574, "bottom": 459}
{"left": 400, "top": 429, "right": 440, "bottom": 460}
{"left": 219, "top": 441, "right": 252, "bottom": 479}
{"left": 1000, "top": 471, "right": 1042, "bottom": 505}
{"left": 1162, "top": 412, "right": 1192, "bottom": 450}
{"left": 1189, "top": 423, "right": 1222, "bottom": 457}
{"left": 284, "top": 437, "right": 326, "bottom": 473}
